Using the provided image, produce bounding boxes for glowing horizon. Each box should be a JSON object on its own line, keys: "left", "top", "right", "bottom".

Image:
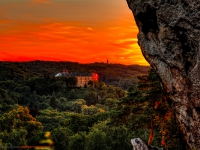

{"left": 0, "top": 0, "right": 149, "bottom": 66}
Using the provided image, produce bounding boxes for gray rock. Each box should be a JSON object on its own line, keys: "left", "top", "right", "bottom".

{"left": 131, "top": 138, "right": 163, "bottom": 150}
{"left": 126, "top": 0, "right": 200, "bottom": 149}
{"left": 131, "top": 138, "right": 148, "bottom": 150}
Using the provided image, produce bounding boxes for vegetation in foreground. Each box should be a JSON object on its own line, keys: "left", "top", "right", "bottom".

{"left": 0, "top": 62, "right": 182, "bottom": 150}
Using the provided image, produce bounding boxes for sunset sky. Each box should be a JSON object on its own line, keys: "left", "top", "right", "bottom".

{"left": 0, "top": 0, "right": 149, "bottom": 65}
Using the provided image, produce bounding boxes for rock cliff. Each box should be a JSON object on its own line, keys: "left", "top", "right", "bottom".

{"left": 126, "top": 0, "right": 200, "bottom": 149}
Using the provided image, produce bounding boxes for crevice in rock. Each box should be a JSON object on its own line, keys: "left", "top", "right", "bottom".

{"left": 173, "top": 26, "right": 197, "bottom": 75}
{"left": 136, "top": 4, "right": 158, "bottom": 34}
{"left": 195, "top": 107, "right": 200, "bottom": 114}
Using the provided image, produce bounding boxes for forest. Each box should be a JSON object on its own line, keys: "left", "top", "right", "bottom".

{"left": 0, "top": 61, "right": 182, "bottom": 150}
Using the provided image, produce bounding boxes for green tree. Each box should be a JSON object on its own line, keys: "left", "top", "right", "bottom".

{"left": 14, "top": 86, "right": 31, "bottom": 105}
{"left": 68, "top": 89, "right": 78, "bottom": 99}
{"left": 85, "top": 129, "right": 107, "bottom": 150}
{"left": 68, "top": 132, "right": 86, "bottom": 150}
{"left": 52, "top": 127, "right": 72, "bottom": 150}
{"left": 109, "top": 69, "right": 182, "bottom": 148}
{"left": 81, "top": 105, "right": 98, "bottom": 115}
{"left": 0, "top": 106, "right": 43, "bottom": 146}
{"left": 7, "top": 129, "right": 27, "bottom": 146}
{"left": 105, "top": 98, "right": 119, "bottom": 110}
{"left": 72, "top": 99, "right": 86, "bottom": 113}
{"left": 50, "top": 97, "right": 59, "bottom": 109}
{"left": 83, "top": 91, "right": 97, "bottom": 105}
{"left": 60, "top": 113, "right": 98, "bottom": 133}
{"left": 115, "top": 87, "right": 125, "bottom": 99}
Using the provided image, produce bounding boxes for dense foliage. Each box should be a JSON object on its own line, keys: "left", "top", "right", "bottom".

{"left": 0, "top": 62, "right": 182, "bottom": 150}
{"left": 109, "top": 69, "right": 182, "bottom": 149}
{"left": 0, "top": 61, "right": 150, "bottom": 90}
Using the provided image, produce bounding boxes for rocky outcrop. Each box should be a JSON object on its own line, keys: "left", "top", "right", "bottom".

{"left": 131, "top": 138, "right": 163, "bottom": 150}
{"left": 126, "top": 0, "right": 200, "bottom": 149}
{"left": 131, "top": 138, "right": 148, "bottom": 150}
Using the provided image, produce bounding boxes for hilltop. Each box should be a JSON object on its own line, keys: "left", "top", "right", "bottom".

{"left": 0, "top": 61, "right": 150, "bottom": 90}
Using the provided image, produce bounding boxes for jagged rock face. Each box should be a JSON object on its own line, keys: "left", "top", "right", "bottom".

{"left": 126, "top": 0, "right": 200, "bottom": 149}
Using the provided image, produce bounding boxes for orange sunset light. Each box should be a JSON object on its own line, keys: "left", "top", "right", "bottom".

{"left": 0, "top": 0, "right": 149, "bottom": 66}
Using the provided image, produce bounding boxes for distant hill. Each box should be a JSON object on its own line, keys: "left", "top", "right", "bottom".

{"left": 0, "top": 61, "right": 151, "bottom": 90}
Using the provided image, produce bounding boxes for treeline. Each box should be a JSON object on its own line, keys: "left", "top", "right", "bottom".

{"left": 0, "top": 61, "right": 150, "bottom": 90}
{"left": 0, "top": 62, "right": 183, "bottom": 150}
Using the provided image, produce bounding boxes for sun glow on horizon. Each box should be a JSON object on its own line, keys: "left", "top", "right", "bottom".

{"left": 0, "top": 0, "right": 149, "bottom": 66}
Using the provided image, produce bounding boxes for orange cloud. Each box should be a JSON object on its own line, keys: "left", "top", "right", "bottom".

{"left": 0, "top": 15, "right": 149, "bottom": 65}
{"left": 0, "top": 0, "right": 150, "bottom": 65}
{"left": 31, "top": 0, "right": 52, "bottom": 4}
{"left": 0, "top": 20, "right": 10, "bottom": 25}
